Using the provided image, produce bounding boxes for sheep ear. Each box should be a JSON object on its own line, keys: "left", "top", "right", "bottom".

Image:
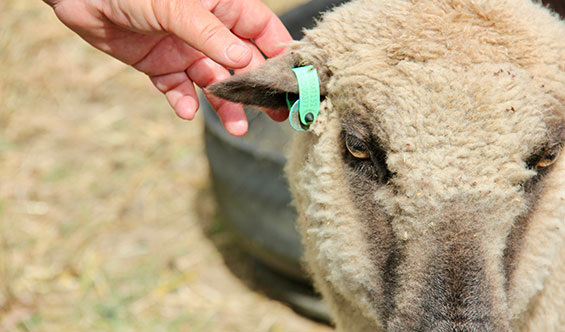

{"left": 208, "top": 52, "right": 327, "bottom": 110}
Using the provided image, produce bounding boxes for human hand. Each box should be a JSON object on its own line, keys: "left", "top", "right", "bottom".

{"left": 43, "top": 0, "right": 292, "bottom": 136}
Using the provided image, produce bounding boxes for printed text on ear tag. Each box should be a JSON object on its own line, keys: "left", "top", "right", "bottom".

{"left": 286, "top": 65, "right": 321, "bottom": 131}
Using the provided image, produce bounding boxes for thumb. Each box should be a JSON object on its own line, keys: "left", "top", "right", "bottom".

{"left": 152, "top": 0, "right": 252, "bottom": 69}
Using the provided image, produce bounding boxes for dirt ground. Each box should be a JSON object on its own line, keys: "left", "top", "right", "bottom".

{"left": 0, "top": 0, "right": 332, "bottom": 331}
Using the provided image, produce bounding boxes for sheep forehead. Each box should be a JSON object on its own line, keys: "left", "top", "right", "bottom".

{"left": 331, "top": 62, "right": 557, "bottom": 170}
{"left": 306, "top": 0, "right": 565, "bottom": 68}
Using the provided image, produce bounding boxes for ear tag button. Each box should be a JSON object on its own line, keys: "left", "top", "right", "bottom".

{"left": 288, "top": 99, "right": 307, "bottom": 131}
{"left": 286, "top": 65, "right": 320, "bottom": 132}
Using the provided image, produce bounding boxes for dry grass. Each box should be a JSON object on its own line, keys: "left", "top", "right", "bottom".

{"left": 0, "top": 0, "right": 331, "bottom": 331}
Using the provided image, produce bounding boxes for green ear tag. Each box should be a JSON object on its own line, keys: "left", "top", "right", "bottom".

{"left": 286, "top": 65, "right": 320, "bottom": 131}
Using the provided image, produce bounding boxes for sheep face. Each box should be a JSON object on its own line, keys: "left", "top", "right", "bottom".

{"left": 210, "top": 0, "right": 565, "bottom": 331}
{"left": 284, "top": 61, "right": 565, "bottom": 332}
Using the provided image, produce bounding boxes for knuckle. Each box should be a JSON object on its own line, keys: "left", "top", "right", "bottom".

{"left": 198, "top": 22, "right": 229, "bottom": 47}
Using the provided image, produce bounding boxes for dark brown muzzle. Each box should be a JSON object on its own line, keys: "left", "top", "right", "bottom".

{"left": 385, "top": 223, "right": 510, "bottom": 332}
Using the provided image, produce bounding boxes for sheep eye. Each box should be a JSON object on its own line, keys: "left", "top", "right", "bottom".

{"left": 536, "top": 146, "right": 561, "bottom": 168}
{"left": 346, "top": 134, "right": 370, "bottom": 159}
{"left": 528, "top": 143, "right": 562, "bottom": 170}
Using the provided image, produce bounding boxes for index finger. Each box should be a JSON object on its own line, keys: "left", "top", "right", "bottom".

{"left": 153, "top": 0, "right": 253, "bottom": 68}
{"left": 205, "top": 0, "right": 293, "bottom": 58}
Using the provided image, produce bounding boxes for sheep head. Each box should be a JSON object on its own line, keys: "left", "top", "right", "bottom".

{"left": 209, "top": 0, "right": 565, "bottom": 331}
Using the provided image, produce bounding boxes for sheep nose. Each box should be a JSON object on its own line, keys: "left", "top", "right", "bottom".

{"left": 386, "top": 233, "right": 510, "bottom": 332}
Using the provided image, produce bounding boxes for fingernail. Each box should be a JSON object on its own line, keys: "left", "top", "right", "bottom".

{"left": 175, "top": 96, "right": 198, "bottom": 120}
{"left": 226, "top": 119, "right": 248, "bottom": 137}
{"left": 227, "top": 44, "right": 251, "bottom": 65}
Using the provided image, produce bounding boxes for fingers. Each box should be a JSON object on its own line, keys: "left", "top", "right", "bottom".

{"left": 252, "top": 15, "right": 293, "bottom": 57}
{"left": 151, "top": 72, "right": 199, "bottom": 120}
{"left": 151, "top": 59, "right": 249, "bottom": 136}
{"left": 186, "top": 57, "right": 248, "bottom": 136}
{"left": 233, "top": 40, "right": 267, "bottom": 74}
{"left": 205, "top": 91, "right": 248, "bottom": 136}
{"left": 133, "top": 35, "right": 206, "bottom": 76}
{"left": 143, "top": 0, "right": 292, "bottom": 135}
{"left": 152, "top": 0, "right": 252, "bottom": 69}
{"left": 186, "top": 56, "right": 231, "bottom": 87}
{"left": 201, "top": 1, "right": 292, "bottom": 128}
{"left": 206, "top": 0, "right": 293, "bottom": 58}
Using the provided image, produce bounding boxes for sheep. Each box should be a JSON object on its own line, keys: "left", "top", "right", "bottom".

{"left": 209, "top": 0, "right": 565, "bottom": 331}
